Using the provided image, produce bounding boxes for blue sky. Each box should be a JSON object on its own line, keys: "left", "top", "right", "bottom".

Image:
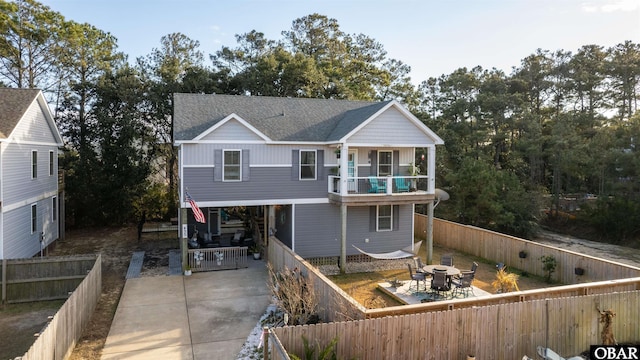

{"left": 43, "top": 0, "right": 640, "bottom": 85}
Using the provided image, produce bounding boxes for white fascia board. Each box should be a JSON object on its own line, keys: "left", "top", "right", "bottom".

{"left": 182, "top": 197, "right": 329, "bottom": 208}
{"left": 192, "top": 113, "right": 272, "bottom": 142}
{"left": 339, "top": 100, "right": 444, "bottom": 145}
{"left": 6, "top": 91, "right": 64, "bottom": 147}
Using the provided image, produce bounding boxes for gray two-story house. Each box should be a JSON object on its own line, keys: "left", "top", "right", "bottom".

{"left": 173, "top": 93, "right": 443, "bottom": 262}
{"left": 0, "top": 88, "right": 63, "bottom": 259}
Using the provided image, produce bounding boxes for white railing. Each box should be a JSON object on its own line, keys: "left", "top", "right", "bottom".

{"left": 328, "top": 175, "right": 431, "bottom": 195}
{"left": 187, "top": 247, "right": 248, "bottom": 271}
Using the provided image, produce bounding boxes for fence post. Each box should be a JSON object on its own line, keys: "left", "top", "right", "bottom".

{"left": 263, "top": 326, "right": 269, "bottom": 359}
{"left": 2, "top": 259, "right": 6, "bottom": 303}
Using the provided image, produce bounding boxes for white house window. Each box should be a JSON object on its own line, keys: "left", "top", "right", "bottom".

{"left": 223, "top": 150, "right": 241, "bottom": 181}
{"left": 52, "top": 196, "right": 57, "bottom": 221}
{"left": 377, "top": 205, "right": 392, "bottom": 231}
{"left": 49, "top": 151, "right": 54, "bottom": 176}
{"left": 32, "top": 150, "right": 37, "bottom": 178}
{"left": 378, "top": 151, "right": 392, "bottom": 176}
{"left": 299, "top": 150, "right": 316, "bottom": 180}
{"left": 31, "top": 204, "right": 37, "bottom": 234}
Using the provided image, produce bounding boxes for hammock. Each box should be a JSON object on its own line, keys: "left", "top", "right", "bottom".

{"left": 352, "top": 240, "right": 422, "bottom": 260}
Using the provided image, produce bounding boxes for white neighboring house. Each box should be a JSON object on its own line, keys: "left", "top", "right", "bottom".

{"left": 0, "top": 88, "right": 64, "bottom": 259}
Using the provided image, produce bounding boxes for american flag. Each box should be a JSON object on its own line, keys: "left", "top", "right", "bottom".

{"left": 185, "top": 191, "right": 205, "bottom": 223}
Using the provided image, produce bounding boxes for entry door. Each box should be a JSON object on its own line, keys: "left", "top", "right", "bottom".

{"left": 348, "top": 150, "right": 357, "bottom": 192}
{"left": 208, "top": 209, "right": 221, "bottom": 236}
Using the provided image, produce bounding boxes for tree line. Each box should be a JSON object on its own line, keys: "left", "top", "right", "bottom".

{"left": 1, "top": 0, "right": 639, "bottom": 243}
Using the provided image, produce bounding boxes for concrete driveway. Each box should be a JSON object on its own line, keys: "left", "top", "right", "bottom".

{"left": 101, "top": 260, "right": 270, "bottom": 360}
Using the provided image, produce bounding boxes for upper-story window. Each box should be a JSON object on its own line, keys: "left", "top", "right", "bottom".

{"left": 378, "top": 151, "right": 392, "bottom": 176}
{"left": 49, "top": 151, "right": 54, "bottom": 176}
{"left": 377, "top": 205, "right": 392, "bottom": 231}
{"left": 31, "top": 150, "right": 37, "bottom": 179}
{"left": 299, "top": 150, "right": 316, "bottom": 180}
{"left": 223, "top": 150, "right": 241, "bottom": 181}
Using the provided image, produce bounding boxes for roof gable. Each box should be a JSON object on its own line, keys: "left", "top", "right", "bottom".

{"left": 194, "top": 114, "right": 270, "bottom": 142}
{"left": 0, "top": 88, "right": 63, "bottom": 144}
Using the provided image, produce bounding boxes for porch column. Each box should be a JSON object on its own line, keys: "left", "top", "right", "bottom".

{"left": 340, "top": 203, "right": 347, "bottom": 274}
{"left": 427, "top": 145, "right": 436, "bottom": 193}
{"left": 180, "top": 207, "right": 188, "bottom": 271}
{"left": 339, "top": 145, "right": 348, "bottom": 196}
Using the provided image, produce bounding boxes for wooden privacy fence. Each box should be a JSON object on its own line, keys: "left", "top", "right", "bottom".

{"left": 1, "top": 255, "right": 98, "bottom": 304}
{"left": 186, "top": 246, "right": 248, "bottom": 272}
{"left": 415, "top": 216, "right": 640, "bottom": 282}
{"left": 273, "top": 290, "right": 640, "bottom": 360}
{"left": 268, "top": 236, "right": 366, "bottom": 322}
{"left": 20, "top": 254, "right": 102, "bottom": 360}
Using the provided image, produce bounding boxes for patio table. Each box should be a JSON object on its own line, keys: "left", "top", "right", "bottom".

{"left": 423, "top": 264, "right": 461, "bottom": 277}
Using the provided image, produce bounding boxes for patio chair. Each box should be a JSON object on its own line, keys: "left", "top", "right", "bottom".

{"left": 471, "top": 261, "right": 479, "bottom": 274}
{"left": 440, "top": 254, "right": 454, "bottom": 267}
{"left": 430, "top": 269, "right": 450, "bottom": 299}
{"left": 452, "top": 270, "right": 475, "bottom": 298}
{"left": 413, "top": 257, "right": 427, "bottom": 274}
{"left": 536, "top": 346, "right": 584, "bottom": 360}
{"left": 368, "top": 176, "right": 386, "bottom": 193}
{"left": 394, "top": 177, "right": 410, "bottom": 192}
{"left": 407, "top": 264, "right": 427, "bottom": 291}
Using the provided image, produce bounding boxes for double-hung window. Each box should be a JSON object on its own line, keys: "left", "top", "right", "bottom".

{"left": 49, "top": 151, "right": 54, "bottom": 176}
{"left": 377, "top": 205, "right": 392, "bottom": 231}
{"left": 223, "top": 150, "right": 241, "bottom": 181}
{"left": 378, "top": 150, "right": 392, "bottom": 176}
{"left": 299, "top": 150, "right": 316, "bottom": 180}
{"left": 32, "top": 150, "right": 37, "bottom": 179}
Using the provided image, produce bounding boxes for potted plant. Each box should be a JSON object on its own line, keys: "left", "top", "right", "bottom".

{"left": 408, "top": 162, "right": 420, "bottom": 190}
{"left": 184, "top": 265, "right": 192, "bottom": 276}
{"left": 249, "top": 243, "right": 262, "bottom": 260}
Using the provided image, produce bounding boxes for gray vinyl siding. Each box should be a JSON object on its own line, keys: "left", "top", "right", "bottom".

{"left": 182, "top": 143, "right": 335, "bottom": 167}
{"left": 2, "top": 142, "right": 58, "bottom": 205}
{"left": 200, "top": 119, "right": 264, "bottom": 141}
{"left": 3, "top": 196, "right": 58, "bottom": 259}
{"left": 11, "top": 101, "right": 58, "bottom": 143}
{"left": 292, "top": 203, "right": 413, "bottom": 258}
{"left": 184, "top": 167, "right": 328, "bottom": 202}
{"left": 347, "top": 108, "right": 438, "bottom": 145}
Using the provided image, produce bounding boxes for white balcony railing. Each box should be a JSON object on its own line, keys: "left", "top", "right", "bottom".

{"left": 328, "top": 175, "right": 431, "bottom": 195}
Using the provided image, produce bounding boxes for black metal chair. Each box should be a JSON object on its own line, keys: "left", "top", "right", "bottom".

{"left": 440, "top": 254, "right": 453, "bottom": 266}
{"left": 430, "top": 269, "right": 450, "bottom": 299}
{"left": 413, "top": 257, "right": 427, "bottom": 273}
{"left": 452, "top": 270, "right": 475, "bottom": 298}
{"left": 471, "top": 261, "right": 479, "bottom": 273}
{"left": 407, "top": 264, "right": 427, "bottom": 292}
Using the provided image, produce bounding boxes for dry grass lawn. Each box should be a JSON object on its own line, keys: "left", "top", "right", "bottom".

{"left": 329, "top": 242, "right": 557, "bottom": 308}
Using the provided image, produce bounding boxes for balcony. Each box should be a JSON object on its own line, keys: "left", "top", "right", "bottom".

{"left": 327, "top": 175, "right": 436, "bottom": 205}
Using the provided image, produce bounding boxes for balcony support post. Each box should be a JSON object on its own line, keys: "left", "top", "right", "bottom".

{"left": 339, "top": 203, "right": 347, "bottom": 274}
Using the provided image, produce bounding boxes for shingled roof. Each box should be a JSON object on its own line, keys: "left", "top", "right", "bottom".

{"left": 173, "top": 93, "right": 393, "bottom": 142}
{"left": 0, "top": 88, "right": 41, "bottom": 139}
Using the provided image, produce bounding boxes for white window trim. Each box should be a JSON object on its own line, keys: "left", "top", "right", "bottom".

{"left": 376, "top": 205, "right": 393, "bottom": 232}
{"left": 378, "top": 150, "right": 393, "bottom": 176}
{"left": 223, "top": 149, "right": 242, "bottom": 182}
{"left": 49, "top": 150, "right": 54, "bottom": 176}
{"left": 299, "top": 149, "right": 317, "bottom": 181}
{"left": 31, "top": 203, "right": 37, "bottom": 234}
{"left": 32, "top": 150, "right": 38, "bottom": 179}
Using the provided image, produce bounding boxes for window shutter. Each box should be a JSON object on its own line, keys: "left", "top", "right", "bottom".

{"left": 291, "top": 150, "right": 299, "bottom": 180}
{"left": 369, "top": 150, "right": 377, "bottom": 176}
{"left": 393, "top": 150, "right": 400, "bottom": 175}
{"left": 242, "top": 149, "right": 250, "bottom": 181}
{"left": 316, "top": 150, "right": 324, "bottom": 180}
{"left": 369, "top": 206, "right": 376, "bottom": 232}
{"left": 393, "top": 205, "right": 399, "bottom": 230}
{"left": 213, "top": 149, "right": 222, "bottom": 181}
